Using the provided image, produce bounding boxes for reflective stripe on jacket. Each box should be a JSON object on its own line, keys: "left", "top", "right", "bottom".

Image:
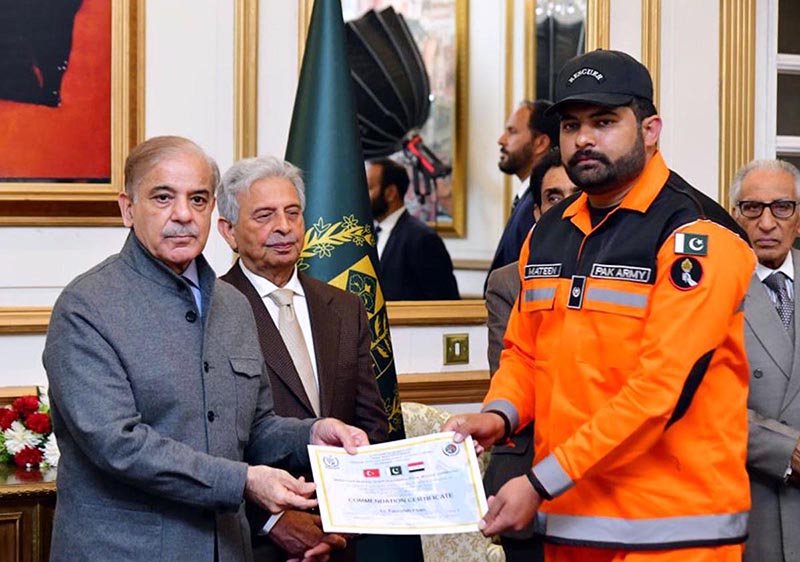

{"left": 484, "top": 152, "right": 756, "bottom": 550}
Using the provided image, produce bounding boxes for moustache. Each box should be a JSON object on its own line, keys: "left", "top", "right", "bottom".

{"left": 162, "top": 225, "right": 199, "bottom": 238}
{"left": 568, "top": 150, "right": 610, "bottom": 168}
{"left": 266, "top": 234, "right": 298, "bottom": 246}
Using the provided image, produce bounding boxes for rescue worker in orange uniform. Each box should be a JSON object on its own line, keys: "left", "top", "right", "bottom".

{"left": 445, "top": 49, "right": 755, "bottom": 562}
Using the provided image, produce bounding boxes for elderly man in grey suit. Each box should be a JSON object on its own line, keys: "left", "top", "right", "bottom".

{"left": 483, "top": 151, "right": 576, "bottom": 562}
{"left": 732, "top": 158, "right": 800, "bottom": 562}
{"left": 43, "top": 136, "right": 367, "bottom": 562}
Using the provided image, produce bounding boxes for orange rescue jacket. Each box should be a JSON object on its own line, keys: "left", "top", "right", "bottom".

{"left": 484, "top": 152, "right": 755, "bottom": 550}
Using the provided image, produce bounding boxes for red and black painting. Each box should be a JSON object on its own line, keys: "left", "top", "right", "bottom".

{"left": 0, "top": 0, "right": 111, "bottom": 182}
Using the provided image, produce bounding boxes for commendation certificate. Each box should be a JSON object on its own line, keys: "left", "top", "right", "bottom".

{"left": 307, "top": 431, "right": 488, "bottom": 535}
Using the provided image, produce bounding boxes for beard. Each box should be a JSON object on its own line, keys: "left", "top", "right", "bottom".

{"left": 498, "top": 142, "right": 534, "bottom": 175}
{"left": 371, "top": 191, "right": 389, "bottom": 219}
{"left": 566, "top": 132, "right": 645, "bottom": 194}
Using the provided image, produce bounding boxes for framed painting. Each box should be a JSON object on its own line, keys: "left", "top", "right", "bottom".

{"left": 316, "top": 0, "right": 469, "bottom": 237}
{"left": 0, "top": 0, "right": 144, "bottom": 226}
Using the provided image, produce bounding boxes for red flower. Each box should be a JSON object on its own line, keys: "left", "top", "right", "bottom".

{"left": 12, "top": 396, "right": 40, "bottom": 418}
{"left": 0, "top": 407, "right": 18, "bottom": 430}
{"left": 13, "top": 446, "right": 43, "bottom": 467}
{"left": 25, "top": 412, "right": 51, "bottom": 435}
{"left": 13, "top": 466, "right": 42, "bottom": 481}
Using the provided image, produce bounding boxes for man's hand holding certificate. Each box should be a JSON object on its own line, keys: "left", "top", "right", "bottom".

{"left": 308, "top": 432, "right": 488, "bottom": 535}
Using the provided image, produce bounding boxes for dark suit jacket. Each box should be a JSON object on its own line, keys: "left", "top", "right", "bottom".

{"left": 222, "top": 263, "right": 389, "bottom": 562}
{"left": 378, "top": 209, "right": 459, "bottom": 301}
{"left": 483, "top": 261, "right": 538, "bottom": 546}
{"left": 487, "top": 187, "right": 536, "bottom": 284}
{"left": 745, "top": 250, "right": 800, "bottom": 562}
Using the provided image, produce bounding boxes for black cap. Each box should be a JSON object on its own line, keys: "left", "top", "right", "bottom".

{"left": 546, "top": 49, "right": 653, "bottom": 115}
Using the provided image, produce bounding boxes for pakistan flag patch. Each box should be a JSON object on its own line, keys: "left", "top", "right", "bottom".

{"left": 674, "top": 232, "right": 708, "bottom": 256}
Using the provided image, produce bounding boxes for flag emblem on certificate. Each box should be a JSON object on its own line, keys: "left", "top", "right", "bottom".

{"left": 390, "top": 465, "right": 402, "bottom": 476}
{"left": 363, "top": 468, "right": 380, "bottom": 478}
{"left": 442, "top": 443, "right": 460, "bottom": 456}
{"left": 408, "top": 461, "right": 425, "bottom": 473}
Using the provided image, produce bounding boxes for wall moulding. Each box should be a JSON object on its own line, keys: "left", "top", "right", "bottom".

{"left": 718, "top": 0, "right": 755, "bottom": 206}
{"left": 0, "top": 300, "right": 488, "bottom": 334}
{"left": 398, "top": 370, "right": 489, "bottom": 405}
{"left": 234, "top": 0, "right": 259, "bottom": 160}
{"left": 0, "top": 308, "right": 51, "bottom": 335}
{"left": 586, "top": 0, "right": 611, "bottom": 51}
{"left": 641, "top": 0, "right": 661, "bottom": 109}
{"left": 386, "top": 300, "right": 487, "bottom": 326}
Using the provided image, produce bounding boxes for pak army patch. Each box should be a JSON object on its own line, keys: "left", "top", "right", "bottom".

{"left": 670, "top": 257, "right": 703, "bottom": 290}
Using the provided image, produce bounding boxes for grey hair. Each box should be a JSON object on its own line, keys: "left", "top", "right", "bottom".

{"left": 124, "top": 136, "right": 220, "bottom": 200}
{"left": 730, "top": 158, "right": 800, "bottom": 207}
{"left": 217, "top": 156, "right": 306, "bottom": 224}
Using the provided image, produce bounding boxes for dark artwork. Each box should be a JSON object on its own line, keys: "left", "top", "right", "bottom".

{"left": 346, "top": 7, "right": 452, "bottom": 219}
{"left": 536, "top": 16, "right": 585, "bottom": 101}
{"left": 0, "top": 0, "right": 84, "bottom": 107}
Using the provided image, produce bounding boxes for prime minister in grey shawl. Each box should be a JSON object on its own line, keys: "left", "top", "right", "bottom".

{"left": 43, "top": 136, "right": 367, "bottom": 562}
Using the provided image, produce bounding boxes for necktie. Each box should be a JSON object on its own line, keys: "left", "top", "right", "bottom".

{"left": 374, "top": 224, "right": 382, "bottom": 237}
{"left": 268, "top": 288, "right": 320, "bottom": 415}
{"left": 182, "top": 276, "right": 202, "bottom": 314}
{"left": 511, "top": 194, "right": 520, "bottom": 212}
{"left": 764, "top": 272, "right": 794, "bottom": 332}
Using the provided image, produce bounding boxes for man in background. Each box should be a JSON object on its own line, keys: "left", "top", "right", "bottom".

{"left": 368, "top": 157, "right": 459, "bottom": 301}
{"left": 483, "top": 148, "right": 577, "bottom": 562}
{"left": 732, "top": 159, "right": 800, "bottom": 562}
{"left": 218, "top": 155, "right": 389, "bottom": 562}
{"left": 44, "top": 136, "right": 367, "bottom": 562}
{"left": 487, "top": 100, "right": 560, "bottom": 281}
{"left": 485, "top": 149, "right": 578, "bottom": 373}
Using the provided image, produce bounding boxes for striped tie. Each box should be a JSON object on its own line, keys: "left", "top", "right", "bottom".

{"left": 764, "top": 272, "right": 794, "bottom": 333}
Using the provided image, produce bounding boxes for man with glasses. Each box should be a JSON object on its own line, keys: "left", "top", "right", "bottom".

{"left": 732, "top": 159, "right": 800, "bottom": 562}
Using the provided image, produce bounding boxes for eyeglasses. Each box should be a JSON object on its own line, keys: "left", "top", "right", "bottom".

{"left": 737, "top": 200, "right": 799, "bottom": 219}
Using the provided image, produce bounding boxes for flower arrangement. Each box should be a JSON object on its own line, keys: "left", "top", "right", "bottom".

{"left": 0, "top": 389, "right": 59, "bottom": 469}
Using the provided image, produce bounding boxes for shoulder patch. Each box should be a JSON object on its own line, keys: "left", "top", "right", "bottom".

{"left": 670, "top": 257, "right": 703, "bottom": 290}
{"left": 674, "top": 232, "right": 708, "bottom": 256}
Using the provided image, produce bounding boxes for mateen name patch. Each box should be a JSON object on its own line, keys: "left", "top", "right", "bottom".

{"left": 524, "top": 264, "right": 562, "bottom": 279}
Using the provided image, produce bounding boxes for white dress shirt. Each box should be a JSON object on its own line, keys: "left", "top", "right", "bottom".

{"left": 514, "top": 175, "right": 532, "bottom": 203}
{"left": 238, "top": 260, "right": 319, "bottom": 386}
{"left": 756, "top": 251, "right": 795, "bottom": 303}
{"left": 374, "top": 206, "right": 406, "bottom": 259}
